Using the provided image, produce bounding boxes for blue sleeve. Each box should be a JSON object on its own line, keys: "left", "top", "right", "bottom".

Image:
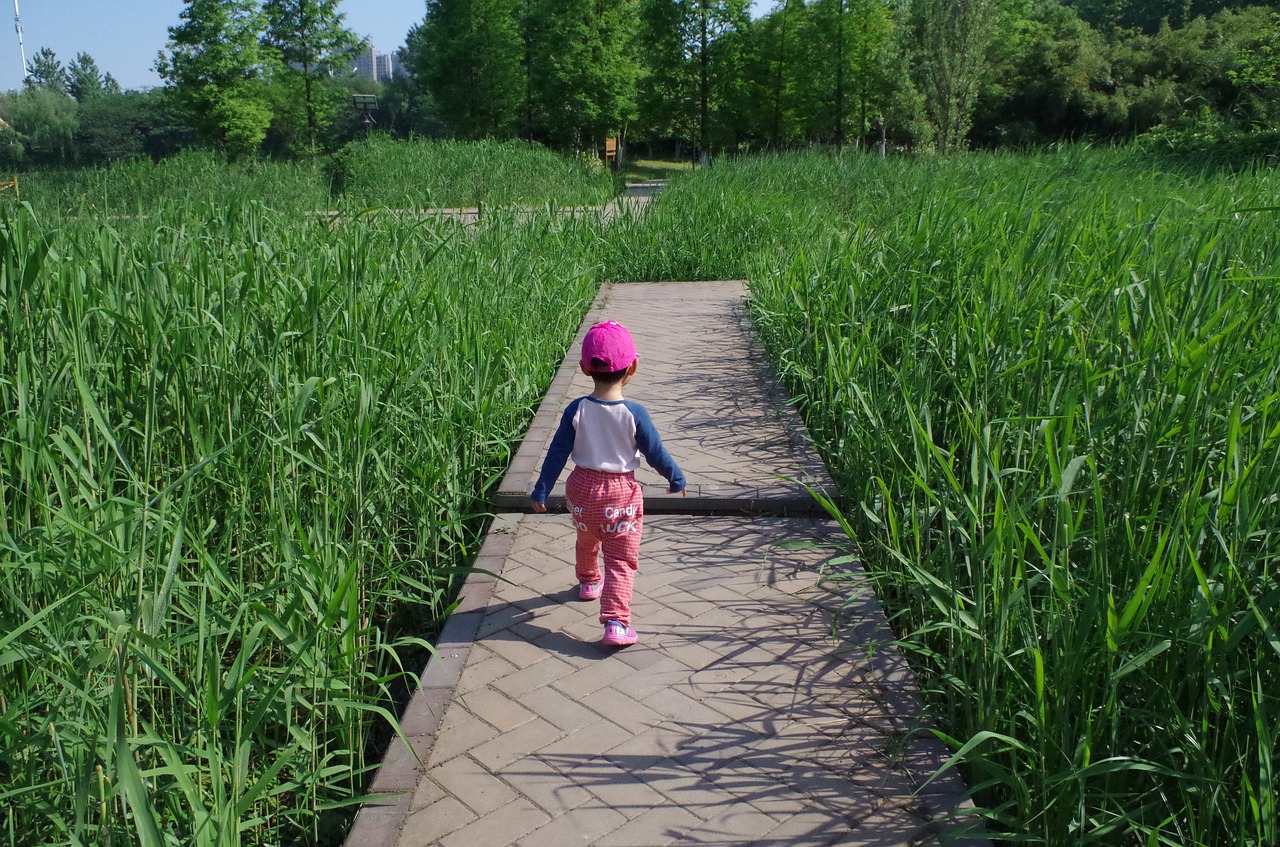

{"left": 531, "top": 398, "right": 581, "bottom": 503}
{"left": 627, "top": 402, "right": 686, "bottom": 493}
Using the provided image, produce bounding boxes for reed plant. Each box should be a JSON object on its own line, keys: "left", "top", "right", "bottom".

{"left": 13, "top": 138, "right": 621, "bottom": 221}
{"left": 0, "top": 197, "right": 603, "bottom": 845}
{"left": 738, "top": 148, "right": 1280, "bottom": 844}
{"left": 16, "top": 149, "right": 333, "bottom": 219}
{"left": 327, "top": 135, "right": 619, "bottom": 209}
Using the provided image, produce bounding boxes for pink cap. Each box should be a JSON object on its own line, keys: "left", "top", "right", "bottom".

{"left": 581, "top": 320, "right": 638, "bottom": 373}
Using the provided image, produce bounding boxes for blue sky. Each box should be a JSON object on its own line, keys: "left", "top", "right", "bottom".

{"left": 0, "top": 1, "right": 771, "bottom": 94}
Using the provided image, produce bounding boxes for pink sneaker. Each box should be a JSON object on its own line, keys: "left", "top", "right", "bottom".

{"left": 578, "top": 581, "right": 602, "bottom": 601}
{"left": 602, "top": 620, "right": 638, "bottom": 646}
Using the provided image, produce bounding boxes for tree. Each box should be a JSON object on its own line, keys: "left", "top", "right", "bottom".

{"left": 760, "top": 0, "right": 808, "bottom": 148}
{"left": 525, "top": 0, "right": 640, "bottom": 149}
{"left": 634, "top": 0, "right": 749, "bottom": 153}
{"left": 0, "top": 88, "right": 78, "bottom": 164}
{"left": 830, "top": 0, "right": 895, "bottom": 146}
{"left": 692, "top": 0, "right": 752, "bottom": 153}
{"left": 972, "top": 0, "right": 1118, "bottom": 144}
{"left": 68, "top": 53, "right": 108, "bottom": 102}
{"left": 25, "top": 47, "right": 69, "bottom": 94}
{"left": 636, "top": 0, "right": 700, "bottom": 150}
{"left": 262, "top": 0, "right": 358, "bottom": 152}
{"left": 408, "top": 0, "right": 524, "bottom": 139}
{"left": 74, "top": 90, "right": 198, "bottom": 163}
{"left": 1227, "top": 10, "right": 1280, "bottom": 127}
{"left": 158, "top": 0, "right": 276, "bottom": 158}
{"left": 910, "top": 0, "right": 1000, "bottom": 152}
{"left": 74, "top": 92, "right": 146, "bottom": 162}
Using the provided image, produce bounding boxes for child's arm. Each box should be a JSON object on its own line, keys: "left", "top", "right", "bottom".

{"left": 629, "top": 402, "right": 686, "bottom": 494}
{"left": 530, "top": 400, "right": 581, "bottom": 510}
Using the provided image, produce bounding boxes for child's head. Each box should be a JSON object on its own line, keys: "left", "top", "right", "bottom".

{"left": 581, "top": 320, "right": 637, "bottom": 385}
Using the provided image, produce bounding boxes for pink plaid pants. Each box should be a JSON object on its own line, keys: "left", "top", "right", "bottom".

{"left": 565, "top": 467, "right": 644, "bottom": 626}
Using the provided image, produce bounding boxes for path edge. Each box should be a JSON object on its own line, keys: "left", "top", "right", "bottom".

{"left": 342, "top": 514, "right": 521, "bottom": 847}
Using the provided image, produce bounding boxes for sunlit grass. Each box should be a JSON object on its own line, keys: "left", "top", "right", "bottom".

{"left": 735, "top": 148, "right": 1280, "bottom": 845}
{"left": 0, "top": 197, "right": 603, "bottom": 845}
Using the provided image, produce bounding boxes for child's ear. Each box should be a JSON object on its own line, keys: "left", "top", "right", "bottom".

{"left": 581, "top": 363, "right": 593, "bottom": 377}
{"left": 627, "top": 360, "right": 638, "bottom": 376}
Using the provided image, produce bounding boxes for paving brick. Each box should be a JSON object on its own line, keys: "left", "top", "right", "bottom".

{"left": 515, "top": 805, "right": 628, "bottom": 847}
{"left": 550, "top": 656, "right": 635, "bottom": 699}
{"left": 592, "top": 805, "right": 708, "bottom": 846}
{"left": 437, "top": 798, "right": 550, "bottom": 847}
{"left": 685, "top": 805, "right": 784, "bottom": 842}
{"left": 456, "top": 685, "right": 535, "bottom": 733}
{"left": 426, "top": 710, "right": 497, "bottom": 766}
{"left": 506, "top": 761, "right": 596, "bottom": 816}
{"left": 482, "top": 635, "right": 552, "bottom": 667}
{"left": 468, "top": 717, "right": 564, "bottom": 771}
{"left": 432, "top": 755, "right": 520, "bottom": 816}
{"left": 516, "top": 684, "right": 600, "bottom": 732}
{"left": 640, "top": 684, "right": 731, "bottom": 726}
{"left": 490, "top": 654, "right": 579, "bottom": 698}
{"left": 754, "top": 809, "right": 854, "bottom": 846}
{"left": 608, "top": 659, "right": 693, "bottom": 701}
{"left": 595, "top": 724, "right": 694, "bottom": 770}
{"left": 398, "top": 796, "right": 477, "bottom": 847}
{"left": 564, "top": 766, "right": 668, "bottom": 819}
{"left": 641, "top": 761, "right": 734, "bottom": 815}
{"left": 455, "top": 650, "right": 520, "bottom": 695}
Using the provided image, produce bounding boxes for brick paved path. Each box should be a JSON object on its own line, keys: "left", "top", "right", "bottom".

{"left": 494, "top": 280, "right": 830, "bottom": 514}
{"left": 346, "top": 281, "right": 984, "bottom": 847}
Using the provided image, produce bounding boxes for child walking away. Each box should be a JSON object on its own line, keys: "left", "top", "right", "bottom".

{"left": 530, "top": 320, "right": 686, "bottom": 647}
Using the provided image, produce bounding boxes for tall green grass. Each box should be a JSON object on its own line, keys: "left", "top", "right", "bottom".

{"left": 327, "top": 136, "right": 620, "bottom": 209}
{"left": 14, "top": 149, "right": 333, "bottom": 219}
{"left": 0, "top": 198, "right": 603, "bottom": 844}
{"left": 735, "top": 149, "right": 1280, "bottom": 844}
{"left": 13, "top": 138, "right": 621, "bottom": 220}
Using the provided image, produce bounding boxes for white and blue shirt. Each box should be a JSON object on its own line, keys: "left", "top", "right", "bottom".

{"left": 531, "top": 396, "right": 686, "bottom": 503}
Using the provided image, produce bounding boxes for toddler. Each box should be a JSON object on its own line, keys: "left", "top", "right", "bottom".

{"left": 530, "top": 320, "right": 685, "bottom": 646}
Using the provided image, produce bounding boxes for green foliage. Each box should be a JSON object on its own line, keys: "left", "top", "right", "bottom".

{"left": 524, "top": 0, "right": 641, "bottom": 149}
{"left": 409, "top": 0, "right": 525, "bottom": 139}
{"left": 909, "top": 0, "right": 1001, "bottom": 151}
{"left": 622, "top": 0, "right": 754, "bottom": 153}
{"left": 974, "top": 0, "right": 1118, "bottom": 145}
{"left": 635, "top": 0, "right": 701, "bottom": 147}
{"left": 1137, "top": 109, "right": 1280, "bottom": 164}
{"left": 262, "top": 0, "right": 359, "bottom": 153}
{"left": 67, "top": 53, "right": 109, "bottom": 102}
{"left": 0, "top": 88, "right": 79, "bottom": 166}
{"left": 24, "top": 46, "right": 69, "bottom": 95}
{"left": 809, "top": 0, "right": 896, "bottom": 145}
{"left": 19, "top": 149, "right": 330, "bottom": 217}
{"left": 747, "top": 0, "right": 803, "bottom": 147}
{"left": 0, "top": 148, "right": 609, "bottom": 845}
{"left": 326, "top": 135, "right": 619, "bottom": 208}
{"left": 73, "top": 94, "right": 149, "bottom": 163}
{"left": 720, "top": 149, "right": 1280, "bottom": 844}
{"left": 159, "top": 0, "right": 278, "bottom": 158}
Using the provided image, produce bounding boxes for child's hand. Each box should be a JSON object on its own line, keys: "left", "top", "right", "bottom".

{"left": 530, "top": 499, "right": 547, "bottom": 513}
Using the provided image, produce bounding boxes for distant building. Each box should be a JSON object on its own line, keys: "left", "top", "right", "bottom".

{"left": 352, "top": 44, "right": 402, "bottom": 82}
{"left": 376, "top": 52, "right": 403, "bottom": 81}
{"left": 352, "top": 43, "right": 377, "bottom": 80}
